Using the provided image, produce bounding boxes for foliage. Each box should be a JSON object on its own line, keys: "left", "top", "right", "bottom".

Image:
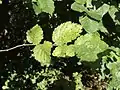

{"left": 2, "top": 68, "right": 62, "bottom": 90}
{"left": 26, "top": 24, "right": 43, "bottom": 45}
{"left": 32, "top": 41, "right": 52, "bottom": 66}
{"left": 52, "top": 21, "right": 82, "bottom": 45}
{"left": 32, "top": 0, "right": 55, "bottom": 15}
{"left": 75, "top": 32, "right": 108, "bottom": 61}
{"left": 73, "top": 72, "right": 84, "bottom": 90}
{"left": 2, "top": 0, "right": 120, "bottom": 89}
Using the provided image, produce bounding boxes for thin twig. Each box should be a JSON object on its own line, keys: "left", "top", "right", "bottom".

{"left": 0, "top": 44, "right": 34, "bottom": 52}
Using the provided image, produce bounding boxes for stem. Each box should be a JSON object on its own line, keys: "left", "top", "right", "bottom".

{"left": 0, "top": 44, "right": 34, "bottom": 52}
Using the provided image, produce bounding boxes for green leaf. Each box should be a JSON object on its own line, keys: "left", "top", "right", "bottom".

{"left": 98, "top": 20, "right": 108, "bottom": 33}
{"left": 79, "top": 16, "right": 99, "bottom": 33}
{"left": 71, "top": 2, "right": 88, "bottom": 13}
{"left": 107, "top": 62, "right": 120, "bottom": 90}
{"left": 32, "top": 0, "right": 55, "bottom": 15}
{"left": 109, "top": 6, "right": 118, "bottom": 21}
{"left": 32, "top": 41, "right": 52, "bottom": 66}
{"left": 87, "top": 4, "right": 109, "bottom": 20}
{"left": 52, "top": 45, "right": 75, "bottom": 57}
{"left": 75, "top": 0, "right": 86, "bottom": 5}
{"left": 26, "top": 24, "right": 43, "bottom": 45}
{"left": 52, "top": 21, "right": 82, "bottom": 45}
{"left": 75, "top": 33, "right": 108, "bottom": 61}
{"left": 87, "top": 11, "right": 102, "bottom": 20}
{"left": 96, "top": 4, "right": 109, "bottom": 17}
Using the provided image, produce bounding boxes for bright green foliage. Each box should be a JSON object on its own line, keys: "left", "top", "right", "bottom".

{"left": 32, "top": 0, "right": 55, "bottom": 15}
{"left": 87, "top": 4, "right": 109, "bottom": 20}
{"left": 71, "top": 3, "right": 88, "bottom": 13}
{"left": 26, "top": 24, "right": 43, "bottom": 45}
{"left": 72, "top": 1, "right": 109, "bottom": 33}
{"left": 73, "top": 72, "right": 84, "bottom": 90}
{"left": 107, "top": 62, "right": 120, "bottom": 90}
{"left": 35, "top": 68, "right": 61, "bottom": 90}
{"left": 109, "top": 6, "right": 119, "bottom": 22}
{"left": 96, "top": 4, "right": 109, "bottom": 18}
{"left": 3, "top": 68, "right": 61, "bottom": 90}
{"left": 32, "top": 41, "right": 52, "bottom": 66}
{"left": 100, "top": 47, "right": 120, "bottom": 89}
{"left": 52, "top": 45, "right": 75, "bottom": 57}
{"left": 79, "top": 16, "right": 99, "bottom": 33}
{"left": 52, "top": 21, "right": 82, "bottom": 45}
{"left": 75, "top": 33, "right": 108, "bottom": 61}
{"left": 75, "top": 0, "right": 86, "bottom": 5}
{"left": 71, "top": 1, "right": 109, "bottom": 20}
{"left": 109, "top": 5, "right": 120, "bottom": 27}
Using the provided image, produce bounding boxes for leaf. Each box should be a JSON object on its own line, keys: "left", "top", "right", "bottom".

{"left": 109, "top": 6, "right": 118, "bottom": 21}
{"left": 88, "top": 4, "right": 109, "bottom": 20}
{"left": 79, "top": 16, "right": 99, "bottom": 33}
{"left": 52, "top": 21, "right": 82, "bottom": 45}
{"left": 87, "top": 11, "right": 102, "bottom": 20}
{"left": 75, "top": 0, "right": 86, "bottom": 5}
{"left": 96, "top": 4, "right": 109, "bottom": 17}
{"left": 75, "top": 33, "right": 108, "bottom": 61}
{"left": 32, "top": 41, "right": 52, "bottom": 66}
{"left": 98, "top": 20, "right": 108, "bottom": 33}
{"left": 107, "top": 62, "right": 120, "bottom": 90}
{"left": 26, "top": 24, "right": 43, "bottom": 45}
{"left": 52, "top": 45, "right": 75, "bottom": 57}
{"left": 32, "top": 0, "right": 55, "bottom": 15}
{"left": 71, "top": 2, "right": 88, "bottom": 13}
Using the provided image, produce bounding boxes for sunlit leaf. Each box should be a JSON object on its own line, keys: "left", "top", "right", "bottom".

{"left": 32, "top": 0, "right": 55, "bottom": 15}
{"left": 71, "top": 2, "right": 88, "bottom": 13}
{"left": 32, "top": 41, "right": 52, "bottom": 66}
{"left": 79, "top": 16, "right": 99, "bottom": 33}
{"left": 75, "top": 0, "right": 86, "bottom": 5}
{"left": 52, "top": 45, "right": 75, "bottom": 57}
{"left": 52, "top": 21, "right": 82, "bottom": 45}
{"left": 75, "top": 33, "right": 108, "bottom": 61}
{"left": 26, "top": 24, "right": 43, "bottom": 45}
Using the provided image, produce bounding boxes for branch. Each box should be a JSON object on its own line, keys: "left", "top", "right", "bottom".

{"left": 0, "top": 44, "right": 34, "bottom": 52}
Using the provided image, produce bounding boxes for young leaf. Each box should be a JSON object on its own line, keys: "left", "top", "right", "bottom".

{"left": 32, "top": 41, "right": 52, "bottom": 66}
{"left": 26, "top": 24, "right": 43, "bottom": 45}
{"left": 52, "top": 45, "right": 75, "bottom": 57}
{"left": 52, "top": 21, "right": 82, "bottom": 45}
{"left": 75, "top": 33, "right": 108, "bottom": 61}
{"left": 79, "top": 16, "right": 99, "bottom": 33}
{"left": 32, "top": 0, "right": 55, "bottom": 15}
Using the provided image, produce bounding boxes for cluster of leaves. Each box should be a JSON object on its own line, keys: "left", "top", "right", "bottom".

{"left": 2, "top": 0, "right": 120, "bottom": 89}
